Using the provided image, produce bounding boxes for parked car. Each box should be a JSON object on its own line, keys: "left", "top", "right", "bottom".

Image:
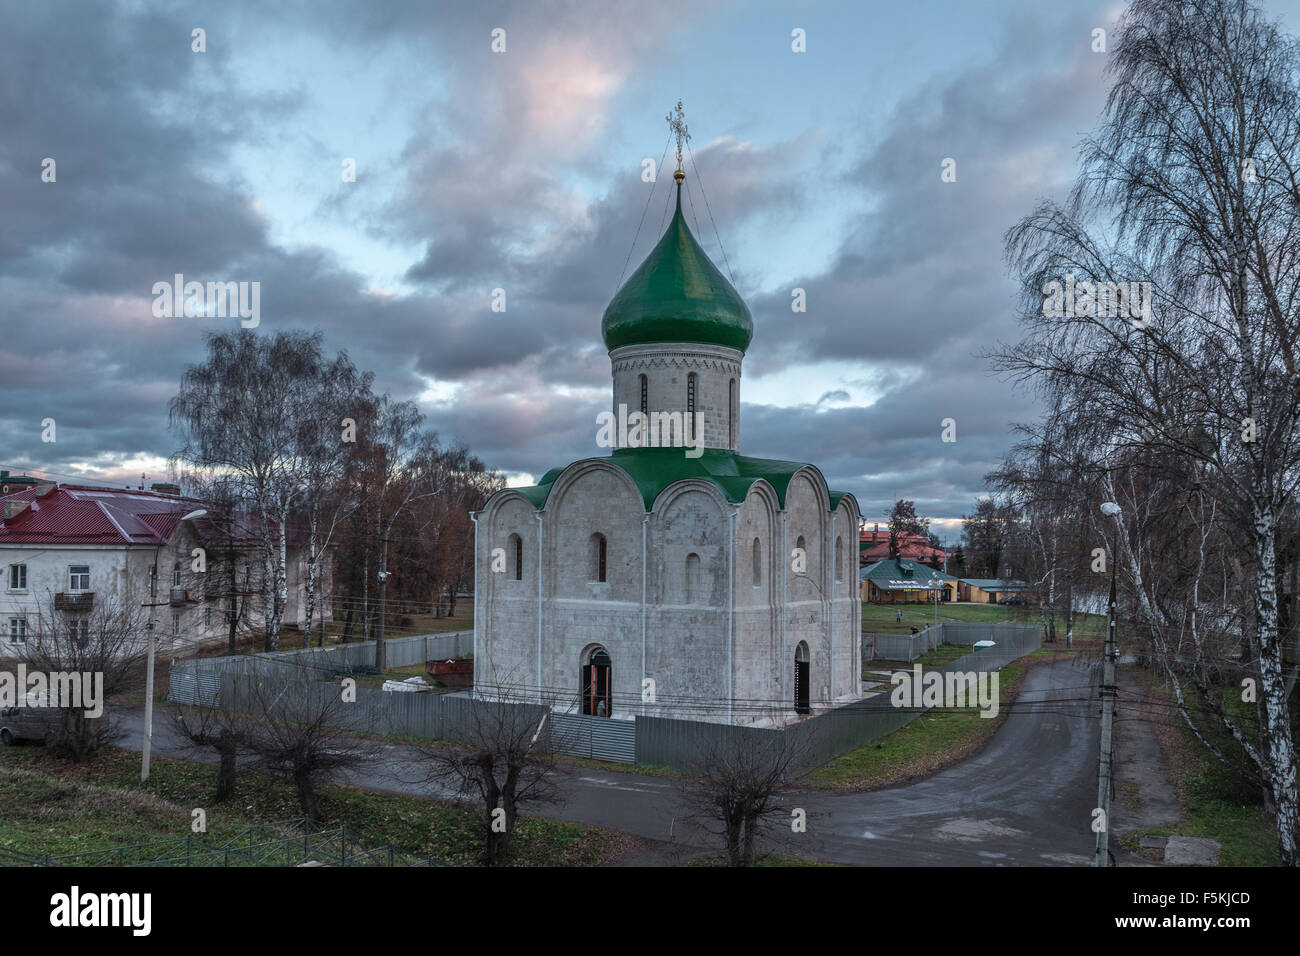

{"left": 997, "top": 595, "right": 1027, "bottom": 606}
{"left": 0, "top": 706, "right": 60, "bottom": 746}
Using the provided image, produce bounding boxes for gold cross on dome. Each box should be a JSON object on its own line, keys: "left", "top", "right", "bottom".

{"left": 666, "top": 100, "right": 690, "bottom": 181}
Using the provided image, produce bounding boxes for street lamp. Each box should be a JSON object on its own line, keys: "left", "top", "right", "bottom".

{"left": 1095, "top": 501, "right": 1121, "bottom": 867}
{"left": 142, "top": 508, "right": 207, "bottom": 782}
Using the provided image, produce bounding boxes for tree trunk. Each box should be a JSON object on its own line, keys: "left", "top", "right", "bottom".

{"left": 215, "top": 731, "right": 237, "bottom": 802}
{"left": 304, "top": 511, "right": 318, "bottom": 651}
{"left": 227, "top": 552, "right": 238, "bottom": 655}
{"left": 1252, "top": 501, "right": 1299, "bottom": 866}
{"left": 294, "top": 766, "right": 321, "bottom": 822}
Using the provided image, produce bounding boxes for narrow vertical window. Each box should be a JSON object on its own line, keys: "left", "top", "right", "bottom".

{"left": 590, "top": 533, "right": 607, "bottom": 582}
{"left": 729, "top": 378, "right": 736, "bottom": 447}
{"left": 639, "top": 374, "right": 648, "bottom": 415}
{"left": 835, "top": 535, "right": 844, "bottom": 582}
{"left": 752, "top": 537, "right": 762, "bottom": 588}
{"left": 687, "top": 372, "right": 697, "bottom": 440}
{"left": 509, "top": 533, "right": 523, "bottom": 581}
{"left": 686, "top": 552, "right": 701, "bottom": 603}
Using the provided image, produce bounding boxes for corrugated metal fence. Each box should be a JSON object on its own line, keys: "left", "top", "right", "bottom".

{"left": 168, "top": 630, "right": 474, "bottom": 707}
{"left": 170, "top": 623, "right": 1040, "bottom": 772}
{"left": 639, "top": 623, "right": 1043, "bottom": 773}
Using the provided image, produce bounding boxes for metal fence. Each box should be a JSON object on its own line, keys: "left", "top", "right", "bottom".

{"left": 169, "top": 623, "right": 1040, "bottom": 774}
{"left": 551, "top": 712, "right": 637, "bottom": 763}
{"left": 168, "top": 630, "right": 474, "bottom": 706}
{"left": 220, "top": 671, "right": 543, "bottom": 746}
{"left": 864, "top": 625, "right": 946, "bottom": 662}
{"left": 641, "top": 623, "right": 1043, "bottom": 773}
{"left": 862, "top": 620, "right": 1042, "bottom": 661}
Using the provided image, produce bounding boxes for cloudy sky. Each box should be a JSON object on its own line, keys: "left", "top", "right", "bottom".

{"left": 7, "top": 0, "right": 1300, "bottom": 538}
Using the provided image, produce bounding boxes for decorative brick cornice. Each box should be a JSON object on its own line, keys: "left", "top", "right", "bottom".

{"left": 610, "top": 342, "right": 743, "bottom": 376}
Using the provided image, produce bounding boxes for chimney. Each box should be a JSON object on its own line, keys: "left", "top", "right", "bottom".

{"left": 4, "top": 500, "right": 30, "bottom": 520}
{"left": 34, "top": 481, "right": 56, "bottom": 497}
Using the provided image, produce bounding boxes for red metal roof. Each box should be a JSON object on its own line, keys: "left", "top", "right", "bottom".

{"left": 859, "top": 529, "right": 950, "bottom": 564}
{"left": 0, "top": 484, "right": 202, "bottom": 545}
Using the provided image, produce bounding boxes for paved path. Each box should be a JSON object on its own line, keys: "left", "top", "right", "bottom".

{"left": 114, "top": 653, "right": 1112, "bottom": 865}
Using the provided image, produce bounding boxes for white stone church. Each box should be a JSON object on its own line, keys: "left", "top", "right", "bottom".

{"left": 472, "top": 168, "right": 861, "bottom": 727}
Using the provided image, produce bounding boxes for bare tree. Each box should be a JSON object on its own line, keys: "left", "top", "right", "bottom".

{"left": 998, "top": 0, "right": 1300, "bottom": 862}
{"left": 23, "top": 591, "right": 148, "bottom": 762}
{"left": 677, "top": 724, "right": 807, "bottom": 866}
{"left": 174, "top": 701, "right": 249, "bottom": 802}
{"left": 421, "top": 692, "right": 565, "bottom": 865}
{"left": 235, "top": 660, "right": 374, "bottom": 821}
{"left": 171, "top": 331, "right": 329, "bottom": 652}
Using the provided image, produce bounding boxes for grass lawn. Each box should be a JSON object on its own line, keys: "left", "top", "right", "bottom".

{"left": 862, "top": 601, "right": 1105, "bottom": 638}
{"left": 0, "top": 743, "right": 625, "bottom": 866}
{"left": 865, "top": 642, "right": 972, "bottom": 675}
{"left": 803, "top": 661, "right": 1028, "bottom": 791}
{"left": 1119, "top": 666, "right": 1280, "bottom": 866}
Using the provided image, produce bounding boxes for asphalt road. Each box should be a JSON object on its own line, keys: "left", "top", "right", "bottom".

{"left": 113, "top": 652, "right": 1105, "bottom": 866}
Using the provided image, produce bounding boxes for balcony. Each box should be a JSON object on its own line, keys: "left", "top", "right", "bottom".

{"left": 54, "top": 592, "right": 94, "bottom": 612}
{"left": 169, "top": 587, "right": 199, "bottom": 607}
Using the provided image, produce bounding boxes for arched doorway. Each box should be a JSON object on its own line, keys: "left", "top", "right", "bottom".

{"left": 794, "top": 642, "right": 810, "bottom": 715}
{"left": 582, "top": 646, "right": 612, "bottom": 717}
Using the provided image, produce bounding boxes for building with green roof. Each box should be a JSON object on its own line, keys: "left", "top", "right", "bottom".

{"left": 473, "top": 128, "right": 861, "bottom": 728}
{"left": 860, "top": 559, "right": 958, "bottom": 604}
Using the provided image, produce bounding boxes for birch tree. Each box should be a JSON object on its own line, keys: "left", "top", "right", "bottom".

{"left": 998, "top": 0, "right": 1300, "bottom": 862}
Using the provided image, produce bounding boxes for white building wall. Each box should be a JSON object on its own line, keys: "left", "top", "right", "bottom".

{"left": 609, "top": 342, "right": 743, "bottom": 451}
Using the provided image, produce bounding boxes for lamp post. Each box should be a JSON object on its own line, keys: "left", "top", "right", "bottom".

{"left": 142, "top": 508, "right": 206, "bottom": 782}
{"left": 1094, "top": 501, "right": 1121, "bottom": 866}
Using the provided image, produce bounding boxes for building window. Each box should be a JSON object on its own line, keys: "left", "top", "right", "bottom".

{"left": 686, "top": 373, "right": 697, "bottom": 439}
{"left": 205, "top": 606, "right": 213, "bottom": 628}
{"left": 685, "top": 552, "right": 701, "bottom": 603}
{"left": 8, "top": 564, "right": 26, "bottom": 590}
{"left": 509, "top": 533, "right": 523, "bottom": 581}
{"left": 752, "top": 537, "right": 762, "bottom": 588}
{"left": 729, "top": 378, "right": 736, "bottom": 447}
{"left": 69, "top": 565, "right": 90, "bottom": 591}
{"left": 8, "top": 618, "right": 26, "bottom": 644}
{"left": 172, "top": 614, "right": 181, "bottom": 641}
{"left": 835, "top": 535, "right": 843, "bottom": 582}
{"left": 639, "top": 374, "right": 648, "bottom": 415}
{"left": 590, "top": 533, "right": 607, "bottom": 582}
{"left": 795, "top": 536, "right": 807, "bottom": 576}
{"left": 173, "top": 565, "right": 182, "bottom": 587}
{"left": 68, "top": 618, "right": 89, "bottom": 648}
{"left": 794, "top": 641, "right": 810, "bottom": 715}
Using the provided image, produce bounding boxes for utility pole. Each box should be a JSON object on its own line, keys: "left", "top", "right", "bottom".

{"left": 141, "top": 554, "right": 160, "bottom": 782}
{"left": 141, "top": 508, "right": 205, "bottom": 783}
{"left": 1095, "top": 501, "right": 1121, "bottom": 867}
{"left": 375, "top": 537, "right": 389, "bottom": 672}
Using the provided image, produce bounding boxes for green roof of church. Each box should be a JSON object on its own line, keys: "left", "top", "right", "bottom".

{"left": 601, "top": 183, "right": 753, "bottom": 352}
{"left": 509, "top": 447, "right": 851, "bottom": 513}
